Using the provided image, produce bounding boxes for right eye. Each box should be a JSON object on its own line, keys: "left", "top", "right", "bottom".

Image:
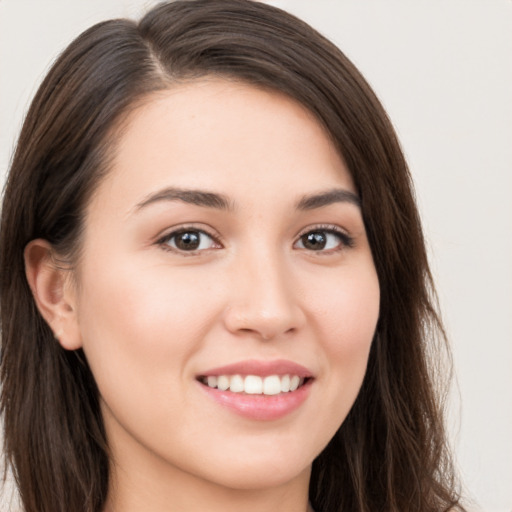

{"left": 159, "top": 229, "right": 219, "bottom": 253}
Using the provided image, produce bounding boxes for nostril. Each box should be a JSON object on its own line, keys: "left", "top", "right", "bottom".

{"left": 222, "top": 290, "right": 306, "bottom": 340}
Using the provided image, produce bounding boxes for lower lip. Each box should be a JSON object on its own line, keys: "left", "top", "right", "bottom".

{"left": 198, "top": 380, "right": 313, "bottom": 421}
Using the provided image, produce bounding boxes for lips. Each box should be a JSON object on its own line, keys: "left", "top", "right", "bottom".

{"left": 196, "top": 360, "right": 314, "bottom": 420}
{"left": 200, "top": 374, "right": 306, "bottom": 395}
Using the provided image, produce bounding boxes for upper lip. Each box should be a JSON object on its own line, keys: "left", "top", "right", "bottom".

{"left": 197, "top": 359, "right": 314, "bottom": 378}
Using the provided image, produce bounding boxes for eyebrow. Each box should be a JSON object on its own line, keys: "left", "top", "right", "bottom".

{"left": 134, "top": 186, "right": 360, "bottom": 214}
{"left": 296, "top": 188, "right": 361, "bottom": 210}
{"left": 135, "top": 187, "right": 233, "bottom": 211}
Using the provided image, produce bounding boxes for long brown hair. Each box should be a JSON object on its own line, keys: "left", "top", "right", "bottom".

{"left": 1, "top": 1, "right": 464, "bottom": 511}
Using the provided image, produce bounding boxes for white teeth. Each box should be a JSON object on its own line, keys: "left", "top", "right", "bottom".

{"left": 263, "top": 375, "right": 282, "bottom": 395}
{"left": 229, "top": 374, "right": 244, "bottom": 393}
{"left": 202, "top": 373, "right": 307, "bottom": 395}
{"left": 289, "top": 375, "right": 300, "bottom": 391}
{"left": 244, "top": 375, "right": 263, "bottom": 394}
{"left": 280, "top": 374, "right": 291, "bottom": 392}
{"left": 217, "top": 375, "right": 230, "bottom": 391}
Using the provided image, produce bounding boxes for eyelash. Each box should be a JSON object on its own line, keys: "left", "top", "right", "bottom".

{"left": 156, "top": 224, "right": 354, "bottom": 255}
{"left": 294, "top": 224, "right": 355, "bottom": 254}
{"left": 156, "top": 225, "right": 222, "bottom": 255}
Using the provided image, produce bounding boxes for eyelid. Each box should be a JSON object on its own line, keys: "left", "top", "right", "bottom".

{"left": 155, "top": 224, "right": 224, "bottom": 254}
{"left": 154, "top": 223, "right": 354, "bottom": 255}
{"left": 294, "top": 224, "right": 355, "bottom": 251}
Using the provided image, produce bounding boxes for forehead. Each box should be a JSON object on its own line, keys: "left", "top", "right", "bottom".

{"left": 90, "top": 79, "right": 355, "bottom": 214}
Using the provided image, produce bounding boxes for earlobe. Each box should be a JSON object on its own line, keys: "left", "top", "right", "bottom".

{"left": 24, "top": 239, "right": 83, "bottom": 350}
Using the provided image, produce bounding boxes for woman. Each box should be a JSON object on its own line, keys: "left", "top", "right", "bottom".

{"left": 0, "top": 1, "right": 465, "bottom": 511}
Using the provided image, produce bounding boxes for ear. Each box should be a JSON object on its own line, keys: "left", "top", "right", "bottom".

{"left": 24, "top": 239, "right": 82, "bottom": 350}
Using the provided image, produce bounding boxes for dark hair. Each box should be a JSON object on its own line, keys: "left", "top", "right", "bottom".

{"left": 1, "top": 1, "right": 464, "bottom": 511}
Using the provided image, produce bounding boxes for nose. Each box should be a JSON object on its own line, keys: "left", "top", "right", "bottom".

{"left": 222, "top": 250, "right": 306, "bottom": 341}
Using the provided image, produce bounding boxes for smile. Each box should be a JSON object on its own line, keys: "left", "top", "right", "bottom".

{"left": 196, "top": 360, "right": 314, "bottom": 420}
{"left": 199, "top": 374, "right": 308, "bottom": 395}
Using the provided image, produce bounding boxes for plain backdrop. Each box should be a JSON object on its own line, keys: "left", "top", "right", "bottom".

{"left": 1, "top": 1, "right": 511, "bottom": 511}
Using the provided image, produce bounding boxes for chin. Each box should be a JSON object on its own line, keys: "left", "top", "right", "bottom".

{"left": 203, "top": 460, "right": 312, "bottom": 492}
{"left": 185, "top": 437, "right": 317, "bottom": 491}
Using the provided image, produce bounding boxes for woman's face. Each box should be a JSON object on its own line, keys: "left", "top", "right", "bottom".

{"left": 68, "top": 80, "right": 379, "bottom": 494}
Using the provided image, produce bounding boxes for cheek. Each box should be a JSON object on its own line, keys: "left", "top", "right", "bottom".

{"left": 75, "top": 257, "right": 221, "bottom": 396}
{"left": 314, "top": 265, "right": 379, "bottom": 353}
{"left": 309, "top": 264, "right": 379, "bottom": 409}
{"left": 74, "top": 259, "right": 229, "bottom": 454}
{"left": 80, "top": 253, "right": 215, "bottom": 335}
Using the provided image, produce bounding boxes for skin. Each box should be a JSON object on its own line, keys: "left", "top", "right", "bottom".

{"left": 26, "top": 79, "right": 380, "bottom": 512}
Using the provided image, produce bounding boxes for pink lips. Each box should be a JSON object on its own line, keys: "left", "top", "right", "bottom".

{"left": 197, "top": 359, "right": 314, "bottom": 421}
{"left": 199, "top": 359, "right": 313, "bottom": 378}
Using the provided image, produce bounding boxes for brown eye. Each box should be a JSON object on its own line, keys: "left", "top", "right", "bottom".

{"left": 295, "top": 228, "right": 353, "bottom": 252}
{"left": 163, "top": 230, "right": 216, "bottom": 252}
{"left": 301, "top": 231, "right": 328, "bottom": 250}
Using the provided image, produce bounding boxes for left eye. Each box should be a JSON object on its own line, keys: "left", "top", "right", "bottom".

{"left": 162, "top": 229, "right": 217, "bottom": 252}
{"left": 294, "top": 230, "right": 347, "bottom": 251}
